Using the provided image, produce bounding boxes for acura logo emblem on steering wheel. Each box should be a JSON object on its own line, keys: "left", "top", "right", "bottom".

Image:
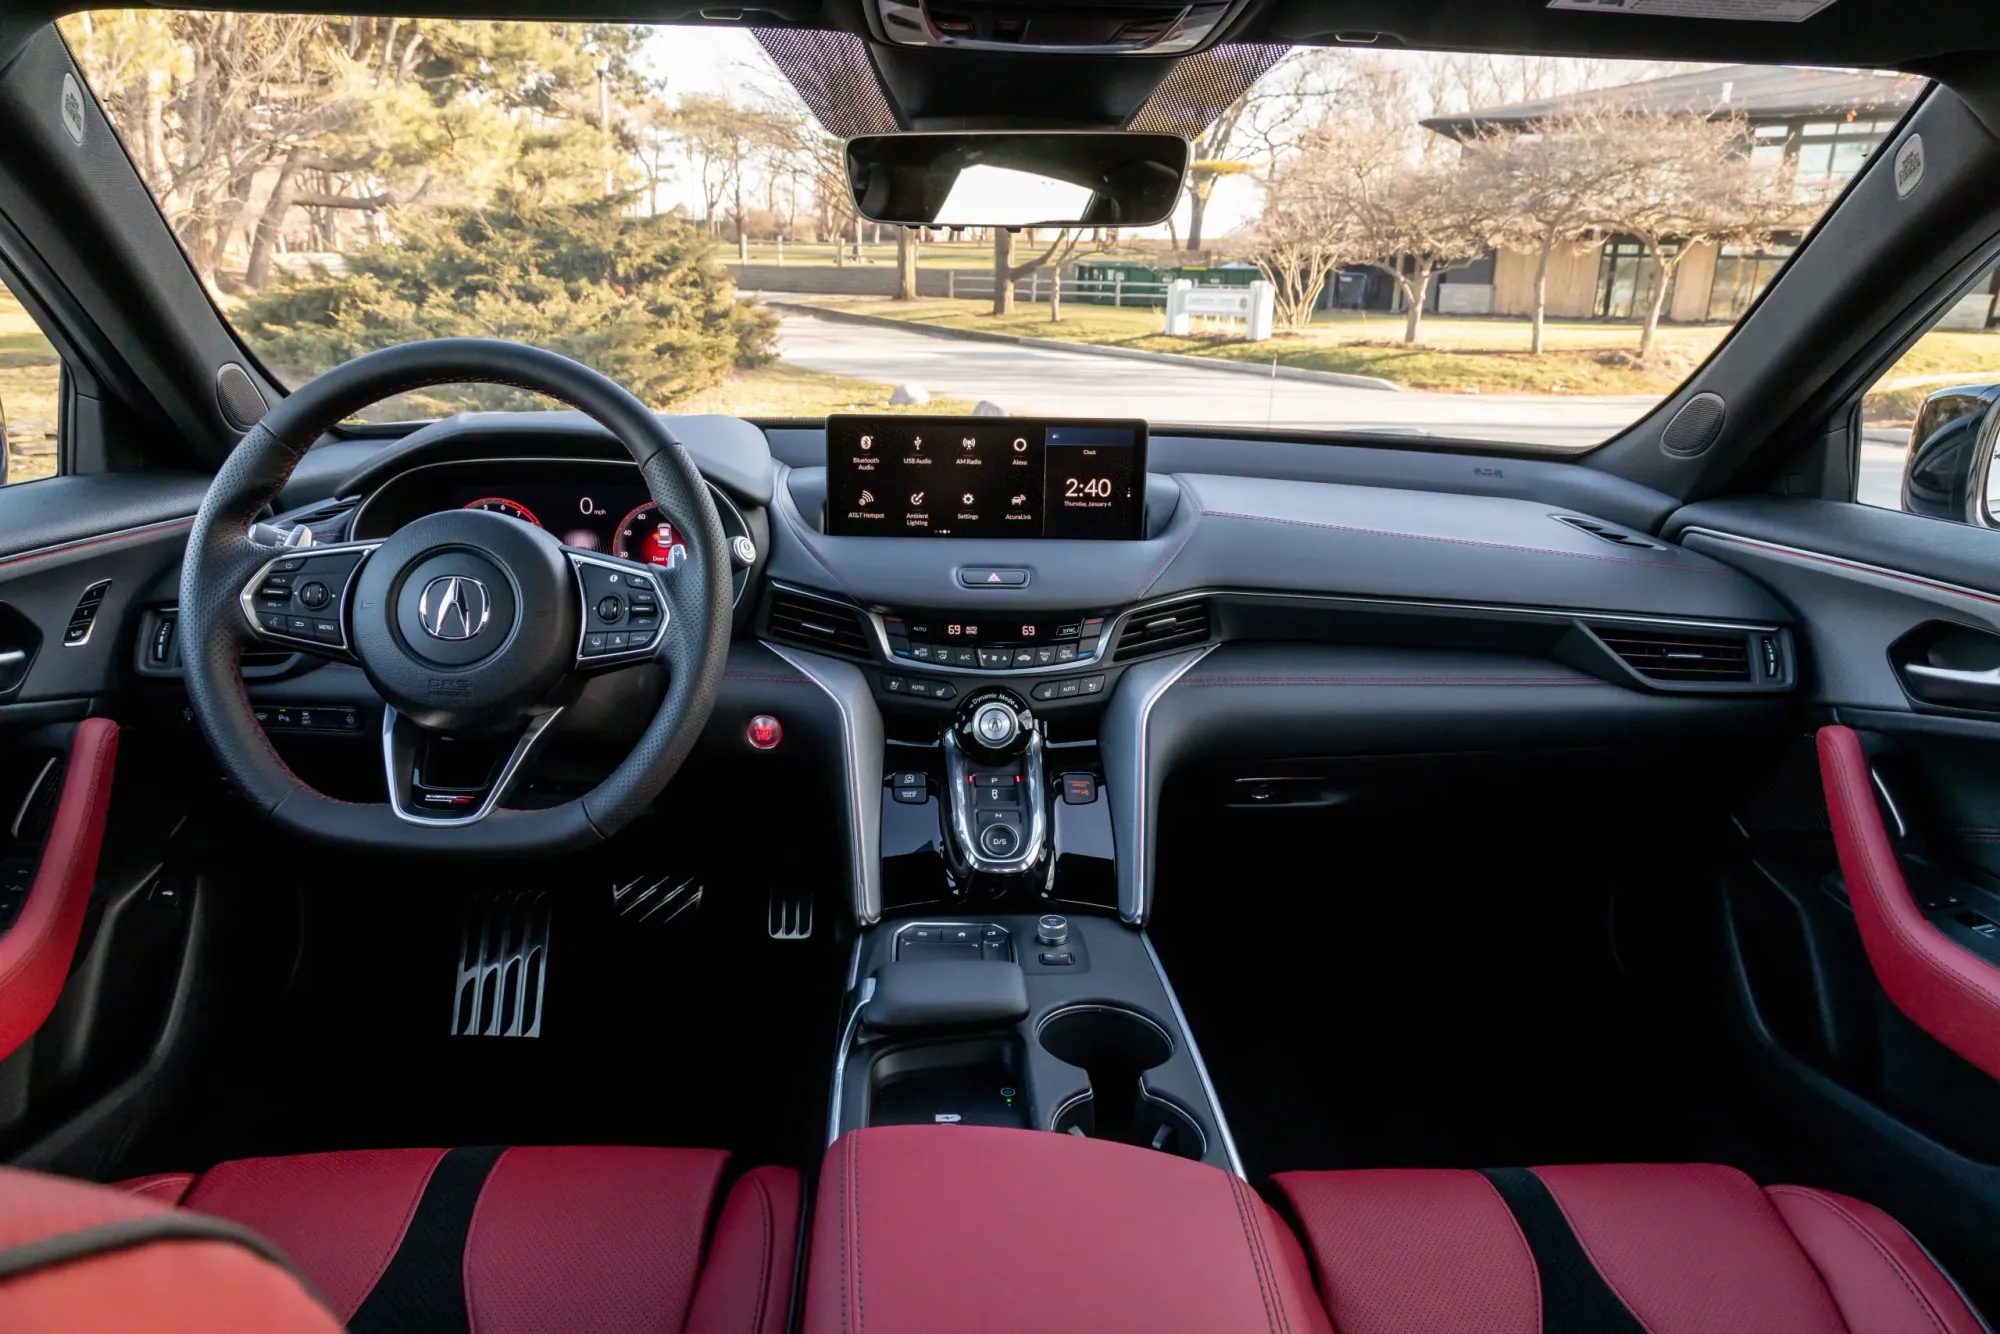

{"left": 417, "top": 575, "right": 490, "bottom": 641}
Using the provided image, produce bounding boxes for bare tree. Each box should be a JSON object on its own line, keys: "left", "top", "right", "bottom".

{"left": 896, "top": 226, "right": 919, "bottom": 301}
{"left": 1594, "top": 109, "right": 1812, "bottom": 364}
{"left": 1296, "top": 122, "right": 1491, "bottom": 345}
{"left": 1461, "top": 102, "right": 1629, "bottom": 354}
{"left": 990, "top": 228, "right": 1084, "bottom": 317}
{"left": 1249, "top": 151, "right": 1357, "bottom": 329}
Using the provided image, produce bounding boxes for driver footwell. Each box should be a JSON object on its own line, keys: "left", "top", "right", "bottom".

{"left": 140, "top": 809, "right": 848, "bottom": 1178}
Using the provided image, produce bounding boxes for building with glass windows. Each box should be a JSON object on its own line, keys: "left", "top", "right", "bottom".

{"left": 1415, "top": 64, "right": 1925, "bottom": 324}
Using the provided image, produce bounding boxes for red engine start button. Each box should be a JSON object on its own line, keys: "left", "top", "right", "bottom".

{"left": 746, "top": 715, "right": 782, "bottom": 750}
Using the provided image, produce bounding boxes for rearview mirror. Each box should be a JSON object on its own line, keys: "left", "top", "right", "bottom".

{"left": 1902, "top": 384, "right": 2000, "bottom": 526}
{"left": 845, "top": 131, "right": 1188, "bottom": 229}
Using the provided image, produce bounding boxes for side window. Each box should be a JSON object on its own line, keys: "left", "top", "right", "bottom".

{"left": 1858, "top": 261, "right": 2000, "bottom": 524}
{"left": 0, "top": 271, "right": 61, "bottom": 488}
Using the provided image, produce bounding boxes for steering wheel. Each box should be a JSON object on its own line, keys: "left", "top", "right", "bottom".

{"left": 178, "top": 339, "right": 733, "bottom": 855}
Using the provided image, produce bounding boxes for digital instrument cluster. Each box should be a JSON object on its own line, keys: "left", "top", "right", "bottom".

{"left": 454, "top": 487, "right": 687, "bottom": 568}
{"left": 825, "top": 415, "right": 1145, "bottom": 539}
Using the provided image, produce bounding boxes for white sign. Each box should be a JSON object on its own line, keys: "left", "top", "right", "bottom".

{"left": 1546, "top": 0, "right": 1835, "bottom": 19}
{"left": 59, "top": 73, "right": 85, "bottom": 146}
{"left": 1164, "top": 279, "right": 1276, "bottom": 342}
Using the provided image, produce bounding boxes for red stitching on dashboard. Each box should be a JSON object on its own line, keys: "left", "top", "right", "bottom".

{"left": 0, "top": 516, "right": 196, "bottom": 571}
{"left": 1199, "top": 508, "right": 1739, "bottom": 575}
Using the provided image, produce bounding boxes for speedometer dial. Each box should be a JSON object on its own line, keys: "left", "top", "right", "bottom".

{"left": 613, "top": 502, "right": 687, "bottom": 569}
{"left": 462, "top": 497, "right": 541, "bottom": 527}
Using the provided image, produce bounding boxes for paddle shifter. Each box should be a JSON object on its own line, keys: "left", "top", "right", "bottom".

{"left": 943, "top": 688, "right": 1049, "bottom": 883}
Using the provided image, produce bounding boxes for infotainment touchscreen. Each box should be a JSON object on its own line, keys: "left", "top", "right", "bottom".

{"left": 825, "top": 415, "right": 1146, "bottom": 539}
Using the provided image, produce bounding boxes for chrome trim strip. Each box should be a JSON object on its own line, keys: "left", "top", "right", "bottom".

{"left": 826, "top": 974, "right": 876, "bottom": 1146}
{"left": 1103, "top": 642, "right": 1217, "bottom": 926}
{"left": 382, "top": 705, "right": 563, "bottom": 826}
{"left": 236, "top": 540, "right": 381, "bottom": 656}
{"left": 942, "top": 729, "right": 1048, "bottom": 873}
{"left": 10, "top": 755, "right": 56, "bottom": 841}
{"left": 1871, "top": 768, "right": 1909, "bottom": 840}
{"left": 349, "top": 456, "right": 752, "bottom": 606}
{"left": 1141, "top": 931, "right": 1246, "bottom": 1179}
{"left": 1678, "top": 527, "right": 2000, "bottom": 610}
{"left": 764, "top": 642, "right": 885, "bottom": 925}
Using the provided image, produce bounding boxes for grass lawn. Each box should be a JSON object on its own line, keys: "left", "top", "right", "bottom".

{"left": 0, "top": 287, "right": 59, "bottom": 485}
{"left": 787, "top": 296, "right": 1732, "bottom": 396}
{"left": 674, "top": 362, "right": 976, "bottom": 417}
{"left": 1863, "top": 328, "right": 2000, "bottom": 432}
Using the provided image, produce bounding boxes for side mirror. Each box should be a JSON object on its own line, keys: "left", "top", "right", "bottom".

{"left": 1902, "top": 383, "right": 2000, "bottom": 525}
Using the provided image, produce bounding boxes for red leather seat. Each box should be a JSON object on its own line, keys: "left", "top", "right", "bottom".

{"left": 120, "top": 1146, "right": 799, "bottom": 1334}
{"left": 1273, "top": 1163, "right": 1987, "bottom": 1334}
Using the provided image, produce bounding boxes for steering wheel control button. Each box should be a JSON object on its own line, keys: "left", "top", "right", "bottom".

{"left": 596, "top": 595, "right": 623, "bottom": 622}
{"left": 958, "top": 567, "right": 1029, "bottom": 588}
{"left": 1037, "top": 914, "right": 1070, "bottom": 946}
{"left": 242, "top": 547, "right": 372, "bottom": 655}
{"left": 746, "top": 715, "right": 782, "bottom": 750}
{"left": 978, "top": 823, "right": 1022, "bottom": 857}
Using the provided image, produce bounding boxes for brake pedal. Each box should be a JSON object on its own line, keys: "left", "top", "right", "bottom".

{"left": 450, "top": 890, "right": 551, "bottom": 1038}
{"left": 768, "top": 890, "right": 812, "bottom": 941}
{"left": 612, "top": 872, "right": 703, "bottom": 926}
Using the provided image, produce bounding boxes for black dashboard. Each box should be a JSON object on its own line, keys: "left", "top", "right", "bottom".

{"left": 0, "top": 409, "right": 1804, "bottom": 926}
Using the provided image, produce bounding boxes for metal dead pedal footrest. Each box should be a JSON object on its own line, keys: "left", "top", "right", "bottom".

{"left": 450, "top": 890, "right": 551, "bottom": 1038}
{"left": 612, "top": 871, "right": 703, "bottom": 926}
{"left": 768, "top": 890, "right": 812, "bottom": 940}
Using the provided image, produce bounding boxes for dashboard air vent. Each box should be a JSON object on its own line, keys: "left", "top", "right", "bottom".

{"left": 765, "top": 591, "right": 872, "bottom": 659}
{"left": 1111, "top": 600, "right": 1212, "bottom": 662}
{"left": 1593, "top": 626, "right": 1752, "bottom": 683}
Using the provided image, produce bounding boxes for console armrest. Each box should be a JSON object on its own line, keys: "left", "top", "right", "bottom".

{"left": 862, "top": 962, "right": 1029, "bottom": 1031}
{"left": 804, "top": 1126, "right": 1330, "bottom": 1334}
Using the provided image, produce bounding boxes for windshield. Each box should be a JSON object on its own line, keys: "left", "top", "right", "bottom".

{"left": 62, "top": 15, "right": 1922, "bottom": 448}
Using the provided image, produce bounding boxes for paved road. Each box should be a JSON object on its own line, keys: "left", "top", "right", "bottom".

{"left": 773, "top": 309, "right": 1657, "bottom": 452}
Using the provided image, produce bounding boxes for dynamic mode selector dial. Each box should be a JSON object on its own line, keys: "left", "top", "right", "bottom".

{"left": 970, "top": 700, "right": 1019, "bottom": 750}
{"left": 1037, "top": 914, "right": 1069, "bottom": 946}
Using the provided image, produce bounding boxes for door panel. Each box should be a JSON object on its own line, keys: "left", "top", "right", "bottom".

{"left": 1672, "top": 494, "right": 2000, "bottom": 1305}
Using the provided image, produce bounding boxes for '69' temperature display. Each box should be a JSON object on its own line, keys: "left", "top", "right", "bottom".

{"left": 825, "top": 415, "right": 1145, "bottom": 539}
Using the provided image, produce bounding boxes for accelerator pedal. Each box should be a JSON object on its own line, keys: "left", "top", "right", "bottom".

{"left": 612, "top": 871, "right": 703, "bottom": 927}
{"left": 450, "top": 890, "right": 551, "bottom": 1038}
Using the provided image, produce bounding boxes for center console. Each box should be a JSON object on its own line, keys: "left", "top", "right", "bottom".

{"left": 829, "top": 911, "right": 1240, "bottom": 1176}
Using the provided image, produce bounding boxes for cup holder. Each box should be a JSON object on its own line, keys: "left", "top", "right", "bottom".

{"left": 1037, "top": 1004, "right": 1205, "bottom": 1160}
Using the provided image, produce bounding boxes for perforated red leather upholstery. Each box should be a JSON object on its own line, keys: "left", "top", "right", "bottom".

{"left": 804, "top": 1125, "right": 1330, "bottom": 1334}
{"left": 1274, "top": 1163, "right": 1987, "bottom": 1334}
{"left": 118, "top": 1146, "right": 799, "bottom": 1334}
{"left": 0, "top": 1164, "right": 340, "bottom": 1332}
